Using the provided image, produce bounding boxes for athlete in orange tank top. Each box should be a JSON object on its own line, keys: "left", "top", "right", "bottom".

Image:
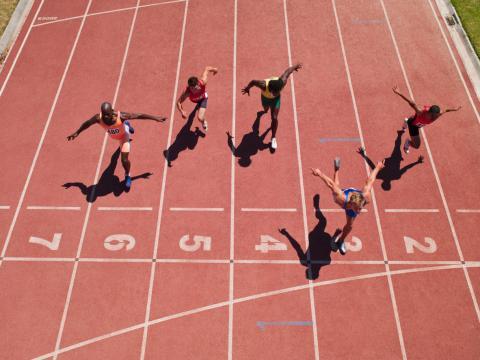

{"left": 67, "top": 102, "right": 167, "bottom": 190}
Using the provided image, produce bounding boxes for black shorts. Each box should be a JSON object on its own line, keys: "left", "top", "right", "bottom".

{"left": 194, "top": 97, "right": 208, "bottom": 109}
{"left": 406, "top": 116, "right": 420, "bottom": 137}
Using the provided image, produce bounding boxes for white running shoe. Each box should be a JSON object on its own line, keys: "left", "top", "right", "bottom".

{"left": 403, "top": 139, "right": 410, "bottom": 154}
{"left": 401, "top": 118, "right": 409, "bottom": 132}
{"left": 334, "top": 157, "right": 341, "bottom": 171}
{"left": 271, "top": 138, "right": 277, "bottom": 150}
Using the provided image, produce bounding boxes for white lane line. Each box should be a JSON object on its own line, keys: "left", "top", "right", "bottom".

{"left": 332, "top": 1, "right": 406, "bottom": 358}
{"left": 428, "top": 0, "right": 480, "bottom": 124}
{"left": 34, "top": 264, "right": 461, "bottom": 360}
{"left": 27, "top": 206, "right": 81, "bottom": 210}
{"left": 456, "top": 209, "right": 480, "bottom": 213}
{"left": 228, "top": 0, "right": 237, "bottom": 358}
{"left": 32, "top": 0, "right": 187, "bottom": 28}
{"left": 169, "top": 207, "right": 224, "bottom": 211}
{"left": 53, "top": 1, "right": 139, "bottom": 358}
{"left": 0, "top": 206, "right": 10, "bottom": 210}
{"left": 384, "top": 209, "right": 439, "bottom": 213}
{"left": 380, "top": 0, "right": 480, "bottom": 323}
{"left": 140, "top": 2, "right": 189, "bottom": 358}
{"left": 0, "top": 0, "right": 45, "bottom": 93}
{"left": 282, "top": 1, "right": 319, "bottom": 358}
{"left": 0, "top": 0, "right": 92, "bottom": 267}
{"left": 97, "top": 206, "right": 153, "bottom": 211}
{"left": 241, "top": 207, "right": 297, "bottom": 212}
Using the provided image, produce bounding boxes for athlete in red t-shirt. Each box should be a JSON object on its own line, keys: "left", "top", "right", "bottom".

{"left": 392, "top": 85, "right": 461, "bottom": 153}
{"left": 176, "top": 66, "right": 218, "bottom": 132}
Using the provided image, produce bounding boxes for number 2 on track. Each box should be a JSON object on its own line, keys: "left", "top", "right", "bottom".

{"left": 404, "top": 236, "right": 437, "bottom": 254}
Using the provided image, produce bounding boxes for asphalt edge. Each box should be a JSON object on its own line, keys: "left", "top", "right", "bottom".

{"left": 0, "top": 0, "right": 35, "bottom": 64}
{"left": 435, "top": 0, "right": 480, "bottom": 101}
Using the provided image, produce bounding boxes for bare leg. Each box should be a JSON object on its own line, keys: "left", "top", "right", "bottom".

{"left": 410, "top": 135, "right": 421, "bottom": 149}
{"left": 121, "top": 151, "right": 131, "bottom": 175}
{"left": 271, "top": 107, "right": 279, "bottom": 138}
{"left": 197, "top": 107, "right": 207, "bottom": 131}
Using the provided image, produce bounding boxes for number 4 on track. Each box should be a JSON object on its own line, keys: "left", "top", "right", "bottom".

{"left": 255, "top": 235, "right": 287, "bottom": 253}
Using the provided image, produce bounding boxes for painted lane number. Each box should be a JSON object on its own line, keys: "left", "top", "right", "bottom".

{"left": 404, "top": 236, "right": 437, "bottom": 254}
{"left": 28, "top": 233, "right": 62, "bottom": 250}
{"left": 104, "top": 234, "right": 136, "bottom": 251}
{"left": 179, "top": 235, "right": 212, "bottom": 252}
{"left": 255, "top": 235, "right": 287, "bottom": 253}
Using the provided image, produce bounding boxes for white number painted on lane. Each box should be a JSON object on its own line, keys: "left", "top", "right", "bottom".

{"left": 179, "top": 235, "right": 212, "bottom": 252}
{"left": 404, "top": 236, "right": 437, "bottom": 254}
{"left": 255, "top": 235, "right": 287, "bottom": 253}
{"left": 29, "top": 233, "right": 62, "bottom": 250}
{"left": 104, "top": 234, "right": 136, "bottom": 251}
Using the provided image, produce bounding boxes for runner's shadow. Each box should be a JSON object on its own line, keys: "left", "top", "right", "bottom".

{"left": 62, "top": 148, "right": 153, "bottom": 202}
{"left": 163, "top": 105, "right": 205, "bottom": 167}
{"left": 358, "top": 130, "right": 424, "bottom": 191}
{"left": 279, "top": 194, "right": 341, "bottom": 280}
{"left": 226, "top": 111, "right": 270, "bottom": 167}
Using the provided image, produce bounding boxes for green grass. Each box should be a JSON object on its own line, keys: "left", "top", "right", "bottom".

{"left": 451, "top": 0, "right": 480, "bottom": 58}
{"left": 0, "top": 0, "right": 20, "bottom": 36}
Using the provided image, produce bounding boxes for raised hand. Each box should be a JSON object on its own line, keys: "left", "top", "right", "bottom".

{"left": 311, "top": 168, "right": 322, "bottom": 177}
{"left": 67, "top": 133, "right": 78, "bottom": 141}
{"left": 241, "top": 86, "right": 250, "bottom": 96}
{"left": 293, "top": 63, "right": 302, "bottom": 71}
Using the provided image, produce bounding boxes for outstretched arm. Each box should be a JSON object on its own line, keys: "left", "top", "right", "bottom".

{"left": 241, "top": 80, "right": 266, "bottom": 96}
{"left": 362, "top": 159, "right": 385, "bottom": 202}
{"left": 279, "top": 63, "right": 302, "bottom": 83}
{"left": 200, "top": 66, "right": 218, "bottom": 85}
{"left": 176, "top": 90, "right": 189, "bottom": 119}
{"left": 121, "top": 112, "right": 166, "bottom": 122}
{"left": 392, "top": 85, "right": 420, "bottom": 113}
{"left": 311, "top": 168, "right": 344, "bottom": 206}
{"left": 440, "top": 105, "right": 462, "bottom": 116}
{"left": 67, "top": 115, "right": 99, "bottom": 141}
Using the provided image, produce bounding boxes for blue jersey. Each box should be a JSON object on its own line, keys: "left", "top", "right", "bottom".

{"left": 343, "top": 188, "right": 362, "bottom": 218}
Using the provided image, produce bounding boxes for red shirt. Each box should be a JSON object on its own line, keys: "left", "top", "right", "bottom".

{"left": 187, "top": 80, "right": 207, "bottom": 103}
{"left": 412, "top": 105, "right": 435, "bottom": 128}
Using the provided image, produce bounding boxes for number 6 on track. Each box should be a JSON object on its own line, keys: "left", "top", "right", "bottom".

{"left": 179, "top": 235, "right": 212, "bottom": 252}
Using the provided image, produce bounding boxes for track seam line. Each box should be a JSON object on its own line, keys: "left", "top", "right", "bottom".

{"left": 331, "top": 1, "right": 407, "bottom": 358}
{"left": 380, "top": 0, "right": 480, "bottom": 323}
{"left": 0, "top": 0, "right": 45, "bottom": 93}
{"left": 32, "top": 264, "right": 463, "bottom": 360}
{"left": 228, "top": 0, "right": 237, "bottom": 358}
{"left": 0, "top": 0, "right": 90, "bottom": 267}
{"left": 52, "top": 1, "right": 140, "bottom": 357}
{"left": 427, "top": 0, "right": 480, "bottom": 124}
{"left": 32, "top": 0, "right": 187, "bottom": 28}
{"left": 282, "top": 1, "right": 319, "bottom": 358}
{"left": 140, "top": 1, "right": 189, "bottom": 358}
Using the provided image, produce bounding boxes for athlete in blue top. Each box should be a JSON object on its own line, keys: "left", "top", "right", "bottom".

{"left": 311, "top": 157, "right": 385, "bottom": 255}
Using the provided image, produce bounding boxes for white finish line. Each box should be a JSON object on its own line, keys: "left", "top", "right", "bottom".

{"left": 0, "top": 206, "right": 10, "bottom": 210}
{"left": 98, "top": 207, "right": 153, "bottom": 211}
{"left": 384, "top": 209, "right": 439, "bottom": 213}
{"left": 456, "top": 209, "right": 480, "bottom": 213}
{"left": 169, "top": 207, "right": 224, "bottom": 212}
{"left": 27, "top": 206, "right": 81, "bottom": 210}
{"left": 241, "top": 208, "right": 297, "bottom": 212}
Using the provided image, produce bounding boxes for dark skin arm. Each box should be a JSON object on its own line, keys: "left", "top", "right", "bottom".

{"left": 120, "top": 112, "right": 166, "bottom": 122}
{"left": 67, "top": 115, "right": 99, "bottom": 141}
{"left": 241, "top": 80, "right": 266, "bottom": 96}
{"left": 440, "top": 106, "right": 462, "bottom": 116}
{"left": 279, "top": 63, "right": 302, "bottom": 83}
{"left": 392, "top": 85, "right": 421, "bottom": 114}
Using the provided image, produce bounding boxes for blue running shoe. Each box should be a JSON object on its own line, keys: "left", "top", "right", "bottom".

{"left": 125, "top": 175, "right": 132, "bottom": 189}
{"left": 125, "top": 120, "right": 134, "bottom": 134}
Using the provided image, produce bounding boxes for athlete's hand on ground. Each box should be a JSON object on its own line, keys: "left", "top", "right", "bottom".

{"left": 181, "top": 110, "right": 187, "bottom": 119}
{"left": 293, "top": 63, "right": 302, "bottom": 71}
{"left": 67, "top": 133, "right": 78, "bottom": 141}
{"left": 311, "top": 168, "right": 322, "bottom": 177}
{"left": 278, "top": 228, "right": 288, "bottom": 235}
{"left": 241, "top": 87, "right": 250, "bottom": 96}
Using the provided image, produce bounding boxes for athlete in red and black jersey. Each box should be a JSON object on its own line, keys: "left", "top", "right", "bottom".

{"left": 393, "top": 85, "right": 461, "bottom": 153}
{"left": 176, "top": 66, "right": 218, "bottom": 132}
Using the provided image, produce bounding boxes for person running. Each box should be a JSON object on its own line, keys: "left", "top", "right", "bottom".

{"left": 392, "top": 85, "right": 461, "bottom": 153}
{"left": 241, "top": 63, "right": 302, "bottom": 150}
{"left": 67, "top": 102, "right": 166, "bottom": 189}
{"left": 177, "top": 66, "right": 218, "bottom": 132}
{"left": 311, "top": 157, "right": 385, "bottom": 255}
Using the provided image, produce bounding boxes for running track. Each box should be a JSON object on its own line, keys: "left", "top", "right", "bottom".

{"left": 0, "top": 0, "right": 479, "bottom": 358}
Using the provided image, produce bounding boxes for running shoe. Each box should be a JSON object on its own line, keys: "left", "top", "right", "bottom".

{"left": 403, "top": 139, "right": 410, "bottom": 154}
{"left": 330, "top": 234, "right": 340, "bottom": 252}
{"left": 271, "top": 137, "right": 277, "bottom": 150}
{"left": 338, "top": 240, "right": 347, "bottom": 255}
{"left": 125, "top": 120, "right": 134, "bottom": 134}
{"left": 334, "top": 157, "right": 341, "bottom": 171}
{"left": 125, "top": 175, "right": 132, "bottom": 189}
{"left": 202, "top": 120, "right": 208, "bottom": 132}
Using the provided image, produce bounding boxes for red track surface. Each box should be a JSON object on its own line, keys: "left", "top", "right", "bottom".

{"left": 0, "top": 0, "right": 479, "bottom": 358}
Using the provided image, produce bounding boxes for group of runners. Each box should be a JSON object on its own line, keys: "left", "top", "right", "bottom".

{"left": 67, "top": 64, "right": 461, "bottom": 255}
